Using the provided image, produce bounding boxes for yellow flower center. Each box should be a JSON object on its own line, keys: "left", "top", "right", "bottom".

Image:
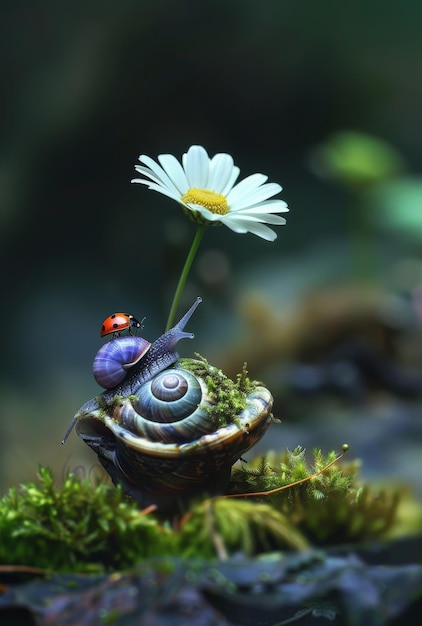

{"left": 181, "top": 187, "right": 229, "bottom": 215}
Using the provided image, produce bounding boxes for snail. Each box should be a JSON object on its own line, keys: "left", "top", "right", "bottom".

{"left": 63, "top": 297, "right": 275, "bottom": 511}
{"left": 93, "top": 297, "right": 202, "bottom": 395}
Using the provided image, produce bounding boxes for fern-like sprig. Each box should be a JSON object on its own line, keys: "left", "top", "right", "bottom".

{"left": 228, "top": 447, "right": 400, "bottom": 545}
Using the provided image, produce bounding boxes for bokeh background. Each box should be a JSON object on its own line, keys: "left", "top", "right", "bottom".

{"left": 2, "top": 0, "right": 422, "bottom": 497}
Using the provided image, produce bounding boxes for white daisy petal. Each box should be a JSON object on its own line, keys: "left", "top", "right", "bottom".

{"left": 223, "top": 216, "right": 277, "bottom": 241}
{"left": 219, "top": 219, "right": 248, "bottom": 234}
{"left": 132, "top": 180, "right": 181, "bottom": 202}
{"left": 131, "top": 171, "right": 180, "bottom": 200}
{"left": 135, "top": 156, "right": 180, "bottom": 196}
{"left": 133, "top": 166, "right": 166, "bottom": 187}
{"left": 224, "top": 211, "right": 286, "bottom": 224}
{"left": 136, "top": 155, "right": 168, "bottom": 182}
{"left": 243, "top": 222, "right": 278, "bottom": 241}
{"left": 241, "top": 200, "right": 289, "bottom": 213}
{"left": 132, "top": 145, "right": 288, "bottom": 241}
{"left": 238, "top": 200, "right": 289, "bottom": 214}
{"left": 131, "top": 176, "right": 172, "bottom": 196}
{"left": 226, "top": 173, "right": 269, "bottom": 204}
{"left": 185, "top": 204, "right": 222, "bottom": 222}
{"left": 158, "top": 154, "right": 188, "bottom": 194}
{"left": 208, "top": 153, "right": 235, "bottom": 191}
{"left": 229, "top": 183, "right": 283, "bottom": 211}
{"left": 221, "top": 166, "right": 241, "bottom": 196}
{"left": 183, "top": 145, "right": 210, "bottom": 188}
{"left": 240, "top": 213, "right": 287, "bottom": 225}
{"left": 131, "top": 176, "right": 155, "bottom": 186}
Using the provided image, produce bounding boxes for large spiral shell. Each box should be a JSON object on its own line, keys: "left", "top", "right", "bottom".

{"left": 75, "top": 358, "right": 274, "bottom": 511}
{"left": 120, "top": 368, "right": 210, "bottom": 443}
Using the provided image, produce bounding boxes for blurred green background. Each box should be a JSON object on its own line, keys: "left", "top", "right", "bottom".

{"left": 2, "top": 0, "right": 422, "bottom": 495}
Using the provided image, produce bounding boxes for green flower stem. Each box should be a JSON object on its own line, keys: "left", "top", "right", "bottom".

{"left": 165, "top": 223, "right": 207, "bottom": 331}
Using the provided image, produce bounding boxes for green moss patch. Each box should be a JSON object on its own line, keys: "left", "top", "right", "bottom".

{"left": 179, "top": 355, "right": 258, "bottom": 428}
{"left": 0, "top": 448, "right": 417, "bottom": 573}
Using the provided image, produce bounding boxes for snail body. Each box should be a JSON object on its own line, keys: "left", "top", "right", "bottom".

{"left": 64, "top": 297, "right": 275, "bottom": 511}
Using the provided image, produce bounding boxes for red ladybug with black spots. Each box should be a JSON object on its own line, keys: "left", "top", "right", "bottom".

{"left": 100, "top": 313, "right": 145, "bottom": 338}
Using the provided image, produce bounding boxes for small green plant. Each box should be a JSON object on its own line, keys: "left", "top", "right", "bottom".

{"left": 0, "top": 466, "right": 172, "bottom": 573}
{"left": 176, "top": 497, "right": 310, "bottom": 559}
{"left": 228, "top": 446, "right": 401, "bottom": 545}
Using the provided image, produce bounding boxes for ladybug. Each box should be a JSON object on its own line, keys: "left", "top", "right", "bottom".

{"left": 100, "top": 313, "right": 145, "bottom": 338}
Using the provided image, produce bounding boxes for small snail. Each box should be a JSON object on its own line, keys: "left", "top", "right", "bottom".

{"left": 63, "top": 297, "right": 275, "bottom": 511}
{"left": 93, "top": 297, "right": 202, "bottom": 394}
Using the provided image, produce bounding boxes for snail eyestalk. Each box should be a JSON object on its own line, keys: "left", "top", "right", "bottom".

{"left": 61, "top": 416, "right": 78, "bottom": 445}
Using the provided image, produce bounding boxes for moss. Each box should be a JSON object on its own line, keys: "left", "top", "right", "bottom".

{"left": 228, "top": 446, "right": 406, "bottom": 545}
{"left": 176, "top": 498, "right": 310, "bottom": 559}
{"left": 98, "top": 394, "right": 125, "bottom": 416}
{"left": 178, "top": 355, "right": 258, "bottom": 429}
{"left": 0, "top": 466, "right": 173, "bottom": 573}
{"left": 0, "top": 447, "right": 419, "bottom": 573}
{"left": 0, "top": 466, "right": 308, "bottom": 573}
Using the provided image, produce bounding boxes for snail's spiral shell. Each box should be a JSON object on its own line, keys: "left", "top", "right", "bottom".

{"left": 75, "top": 357, "right": 274, "bottom": 511}
{"left": 120, "top": 368, "right": 210, "bottom": 443}
{"left": 93, "top": 336, "right": 151, "bottom": 389}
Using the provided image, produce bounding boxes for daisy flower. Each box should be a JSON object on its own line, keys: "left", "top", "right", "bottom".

{"left": 132, "top": 145, "right": 288, "bottom": 241}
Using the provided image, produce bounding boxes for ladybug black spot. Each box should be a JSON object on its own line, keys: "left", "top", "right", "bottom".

{"left": 111, "top": 314, "right": 117, "bottom": 319}
{"left": 101, "top": 324, "right": 106, "bottom": 332}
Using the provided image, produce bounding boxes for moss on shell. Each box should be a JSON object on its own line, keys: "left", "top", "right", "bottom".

{"left": 179, "top": 355, "right": 259, "bottom": 428}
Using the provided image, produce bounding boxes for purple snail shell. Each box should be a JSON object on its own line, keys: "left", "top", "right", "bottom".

{"left": 93, "top": 336, "right": 151, "bottom": 389}
{"left": 64, "top": 297, "right": 275, "bottom": 511}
